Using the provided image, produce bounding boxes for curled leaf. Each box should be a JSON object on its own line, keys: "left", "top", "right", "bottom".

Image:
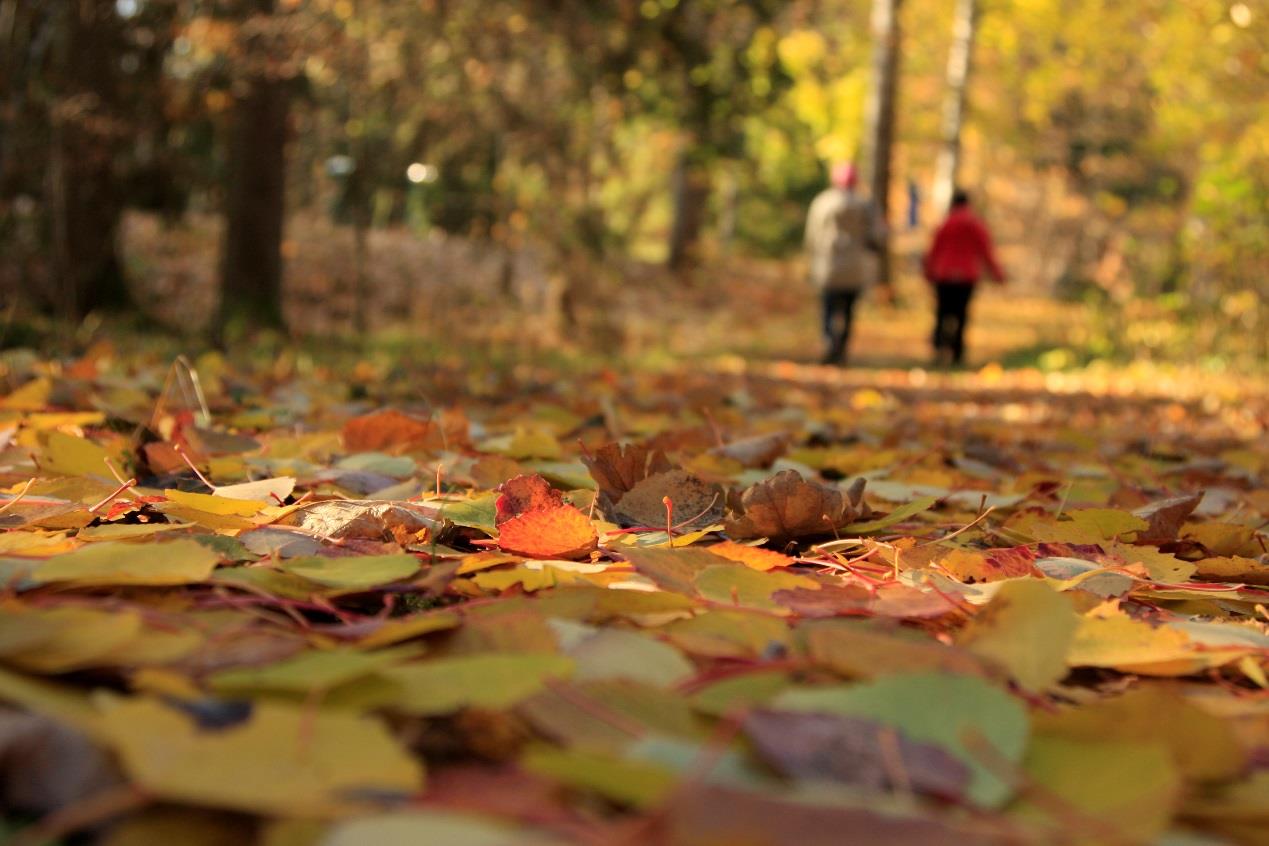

{"left": 725, "top": 471, "right": 866, "bottom": 541}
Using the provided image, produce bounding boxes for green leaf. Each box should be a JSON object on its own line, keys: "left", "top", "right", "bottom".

{"left": 843, "top": 496, "right": 939, "bottom": 533}
{"left": 209, "top": 647, "right": 417, "bottom": 695}
{"left": 693, "top": 565, "right": 818, "bottom": 614}
{"left": 280, "top": 553, "right": 420, "bottom": 590}
{"left": 520, "top": 745, "right": 677, "bottom": 808}
{"left": 31, "top": 539, "right": 220, "bottom": 586}
{"left": 424, "top": 493, "right": 498, "bottom": 534}
{"left": 380, "top": 653, "right": 574, "bottom": 715}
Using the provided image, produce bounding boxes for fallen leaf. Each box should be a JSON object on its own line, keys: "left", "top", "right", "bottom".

{"left": 711, "top": 432, "right": 788, "bottom": 468}
{"left": 743, "top": 708, "right": 971, "bottom": 799}
{"left": 582, "top": 442, "right": 673, "bottom": 504}
{"left": 213, "top": 476, "right": 296, "bottom": 503}
{"left": 1033, "top": 685, "right": 1244, "bottom": 781}
{"left": 0, "top": 708, "right": 123, "bottom": 815}
{"left": 494, "top": 474, "right": 563, "bottom": 525}
{"left": 380, "top": 653, "right": 574, "bottom": 715}
{"left": 725, "top": 470, "right": 865, "bottom": 540}
{"left": 806, "top": 621, "right": 987, "bottom": 680}
{"left": 1194, "top": 555, "right": 1269, "bottom": 585}
{"left": 774, "top": 672, "right": 1029, "bottom": 807}
{"left": 1011, "top": 736, "right": 1180, "bottom": 843}
{"left": 164, "top": 489, "right": 268, "bottom": 517}
{"left": 278, "top": 500, "right": 444, "bottom": 541}
{"left": 1133, "top": 492, "right": 1204, "bottom": 544}
{"left": 281, "top": 553, "right": 420, "bottom": 589}
{"left": 705, "top": 540, "right": 794, "bottom": 571}
{"left": 497, "top": 505, "right": 598, "bottom": 560}
{"left": 321, "top": 811, "right": 566, "bottom": 846}
{"left": 613, "top": 470, "right": 723, "bottom": 530}
{"left": 99, "top": 697, "right": 423, "bottom": 815}
{"left": 955, "top": 579, "right": 1078, "bottom": 691}
{"left": 343, "top": 409, "right": 437, "bottom": 453}
{"left": 31, "top": 539, "right": 221, "bottom": 586}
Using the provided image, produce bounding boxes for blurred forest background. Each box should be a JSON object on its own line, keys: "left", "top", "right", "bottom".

{"left": 1, "top": 0, "right": 1265, "bottom": 369}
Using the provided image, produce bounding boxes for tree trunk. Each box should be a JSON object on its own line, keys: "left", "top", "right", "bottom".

{"left": 48, "top": 0, "right": 132, "bottom": 319}
{"left": 215, "top": 0, "right": 289, "bottom": 340}
{"left": 861, "top": 0, "right": 903, "bottom": 287}
{"left": 666, "top": 145, "right": 709, "bottom": 271}
{"left": 931, "top": 0, "right": 978, "bottom": 215}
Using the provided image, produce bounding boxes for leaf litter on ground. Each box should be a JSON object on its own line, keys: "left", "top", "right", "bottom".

{"left": 0, "top": 347, "right": 1267, "bottom": 844}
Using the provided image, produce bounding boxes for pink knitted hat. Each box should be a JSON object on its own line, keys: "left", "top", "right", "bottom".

{"left": 830, "top": 162, "right": 858, "bottom": 189}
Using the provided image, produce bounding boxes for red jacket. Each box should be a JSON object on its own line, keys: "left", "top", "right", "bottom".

{"left": 922, "top": 207, "right": 1005, "bottom": 285}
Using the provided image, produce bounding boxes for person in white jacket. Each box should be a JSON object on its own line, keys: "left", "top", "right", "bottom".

{"left": 804, "top": 163, "right": 888, "bottom": 365}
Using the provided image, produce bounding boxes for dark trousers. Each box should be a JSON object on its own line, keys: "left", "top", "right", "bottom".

{"left": 821, "top": 289, "right": 859, "bottom": 364}
{"left": 932, "top": 283, "right": 975, "bottom": 365}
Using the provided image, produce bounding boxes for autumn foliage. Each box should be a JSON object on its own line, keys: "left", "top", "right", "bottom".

{"left": 0, "top": 351, "right": 1267, "bottom": 843}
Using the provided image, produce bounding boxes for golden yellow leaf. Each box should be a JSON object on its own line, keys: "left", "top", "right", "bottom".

{"left": 99, "top": 697, "right": 423, "bottom": 816}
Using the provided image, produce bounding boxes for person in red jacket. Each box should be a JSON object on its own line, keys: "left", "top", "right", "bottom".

{"left": 922, "top": 189, "right": 1006, "bottom": 366}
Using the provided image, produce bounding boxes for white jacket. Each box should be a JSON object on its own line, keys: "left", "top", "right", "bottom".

{"left": 804, "top": 188, "right": 886, "bottom": 292}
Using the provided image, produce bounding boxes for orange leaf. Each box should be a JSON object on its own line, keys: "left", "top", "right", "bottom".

{"left": 342, "top": 409, "right": 436, "bottom": 453}
{"left": 706, "top": 541, "right": 794, "bottom": 571}
{"left": 937, "top": 546, "right": 1041, "bottom": 583}
{"left": 497, "top": 505, "right": 599, "bottom": 560}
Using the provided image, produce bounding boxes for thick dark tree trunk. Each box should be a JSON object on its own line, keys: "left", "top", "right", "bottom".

{"left": 666, "top": 145, "right": 709, "bottom": 272}
{"left": 48, "top": 0, "right": 132, "bottom": 319}
{"left": 862, "top": 0, "right": 903, "bottom": 287}
{"left": 215, "top": 0, "right": 289, "bottom": 339}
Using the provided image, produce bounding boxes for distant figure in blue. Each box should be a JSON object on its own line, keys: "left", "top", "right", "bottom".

{"left": 804, "top": 163, "right": 888, "bottom": 366}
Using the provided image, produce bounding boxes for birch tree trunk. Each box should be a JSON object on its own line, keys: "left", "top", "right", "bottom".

{"left": 932, "top": 0, "right": 978, "bottom": 214}
{"left": 861, "top": 0, "right": 903, "bottom": 287}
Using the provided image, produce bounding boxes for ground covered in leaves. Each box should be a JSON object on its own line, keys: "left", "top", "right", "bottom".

{"left": 1, "top": 345, "right": 1267, "bottom": 845}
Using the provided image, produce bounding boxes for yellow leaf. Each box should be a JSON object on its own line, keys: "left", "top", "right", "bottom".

{"left": 356, "top": 611, "right": 462, "bottom": 649}
{"left": 1103, "top": 541, "right": 1196, "bottom": 582}
{"left": 1011, "top": 736, "right": 1180, "bottom": 843}
{"left": 1183, "top": 522, "right": 1263, "bottom": 558}
{"left": 1067, "top": 614, "right": 1240, "bottom": 676}
{"left": 98, "top": 697, "right": 424, "bottom": 816}
{"left": 380, "top": 653, "right": 574, "bottom": 715}
{"left": 0, "top": 531, "right": 76, "bottom": 556}
{"left": 0, "top": 377, "right": 52, "bottom": 410}
{"left": 164, "top": 489, "right": 269, "bottom": 516}
{"left": 32, "top": 539, "right": 220, "bottom": 586}
{"left": 1033, "top": 685, "right": 1245, "bottom": 781}
{"left": 209, "top": 648, "right": 415, "bottom": 695}
{"left": 156, "top": 503, "right": 258, "bottom": 531}
{"left": 281, "top": 554, "right": 420, "bottom": 590}
{"left": 77, "top": 522, "right": 195, "bottom": 542}
{"left": 23, "top": 412, "right": 106, "bottom": 430}
{"left": 1195, "top": 555, "right": 1269, "bottom": 585}
{"left": 0, "top": 666, "right": 105, "bottom": 740}
{"left": 0, "top": 606, "right": 143, "bottom": 672}
{"left": 957, "top": 579, "right": 1079, "bottom": 692}
{"left": 40, "top": 431, "right": 112, "bottom": 477}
